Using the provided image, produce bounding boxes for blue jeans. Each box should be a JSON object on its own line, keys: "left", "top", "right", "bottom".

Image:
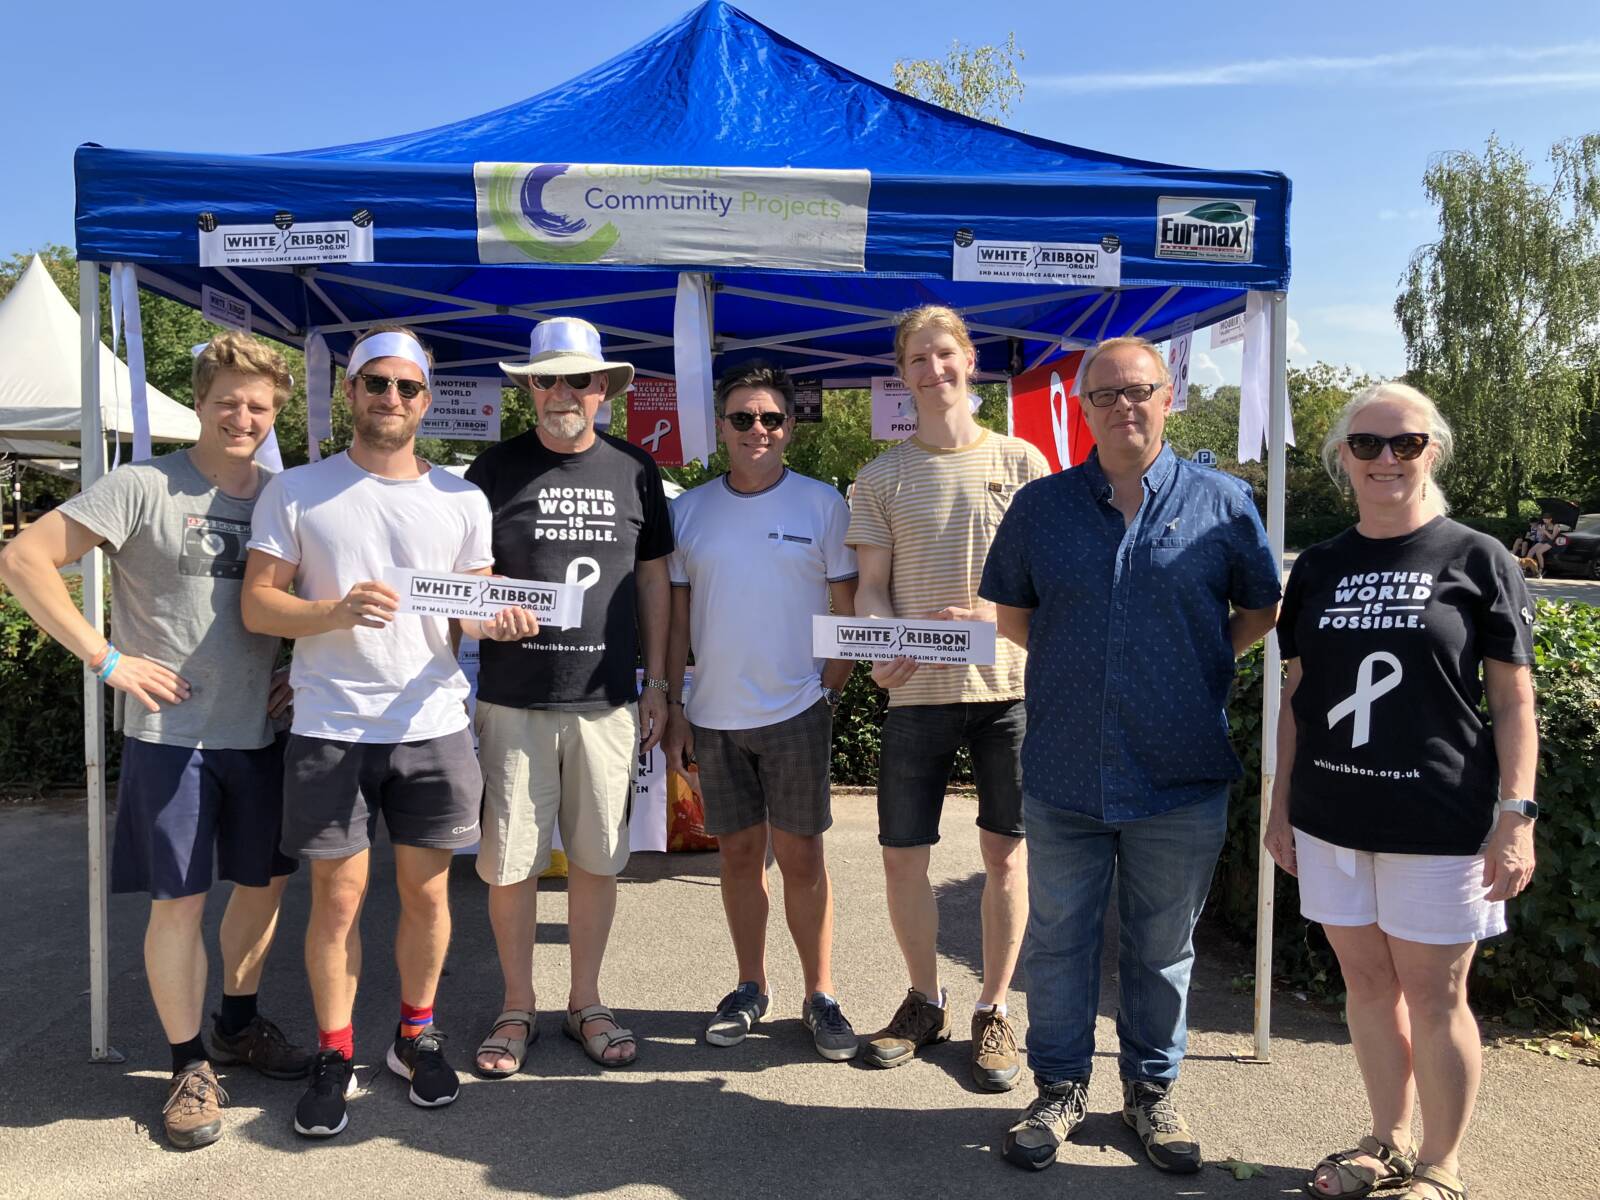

{"left": 1022, "top": 788, "right": 1228, "bottom": 1086}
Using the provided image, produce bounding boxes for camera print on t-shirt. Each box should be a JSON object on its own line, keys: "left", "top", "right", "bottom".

{"left": 180, "top": 514, "right": 251, "bottom": 579}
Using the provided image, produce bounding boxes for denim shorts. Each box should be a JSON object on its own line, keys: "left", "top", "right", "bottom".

{"left": 111, "top": 736, "right": 296, "bottom": 900}
{"left": 876, "top": 700, "right": 1026, "bottom": 847}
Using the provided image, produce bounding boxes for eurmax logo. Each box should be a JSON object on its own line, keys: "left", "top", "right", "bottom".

{"left": 484, "top": 163, "right": 620, "bottom": 264}
{"left": 1155, "top": 196, "right": 1256, "bottom": 263}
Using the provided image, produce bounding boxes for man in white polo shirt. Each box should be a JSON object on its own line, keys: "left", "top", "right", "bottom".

{"left": 663, "top": 361, "right": 861, "bottom": 1061}
{"left": 243, "top": 325, "right": 535, "bottom": 1140}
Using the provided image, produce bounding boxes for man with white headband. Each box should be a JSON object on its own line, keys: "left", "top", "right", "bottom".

{"left": 0, "top": 331, "right": 308, "bottom": 1149}
{"left": 243, "top": 325, "right": 536, "bottom": 1138}
{"left": 466, "top": 316, "right": 673, "bottom": 1075}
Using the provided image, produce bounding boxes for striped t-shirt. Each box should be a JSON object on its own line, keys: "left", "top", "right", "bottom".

{"left": 846, "top": 430, "right": 1050, "bottom": 707}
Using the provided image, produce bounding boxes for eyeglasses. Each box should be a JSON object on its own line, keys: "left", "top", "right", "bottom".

{"left": 723, "top": 411, "right": 787, "bottom": 431}
{"left": 531, "top": 373, "right": 595, "bottom": 392}
{"left": 357, "top": 373, "right": 427, "bottom": 400}
{"left": 1345, "top": 433, "right": 1430, "bottom": 461}
{"left": 1084, "top": 383, "right": 1164, "bottom": 408}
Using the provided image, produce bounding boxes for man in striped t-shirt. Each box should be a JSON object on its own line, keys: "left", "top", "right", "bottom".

{"left": 846, "top": 305, "right": 1049, "bottom": 1090}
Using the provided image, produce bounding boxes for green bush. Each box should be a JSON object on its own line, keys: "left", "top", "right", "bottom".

{"left": 1212, "top": 598, "right": 1600, "bottom": 1024}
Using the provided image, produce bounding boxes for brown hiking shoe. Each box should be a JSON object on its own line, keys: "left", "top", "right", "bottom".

{"left": 206, "top": 1013, "right": 314, "bottom": 1080}
{"left": 861, "top": 988, "right": 950, "bottom": 1068}
{"left": 971, "top": 1008, "right": 1022, "bottom": 1091}
{"left": 1122, "top": 1079, "right": 1201, "bottom": 1173}
{"left": 161, "top": 1061, "right": 228, "bottom": 1150}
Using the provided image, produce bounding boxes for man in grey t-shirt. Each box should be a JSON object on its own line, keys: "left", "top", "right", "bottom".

{"left": 0, "top": 333, "right": 311, "bottom": 1150}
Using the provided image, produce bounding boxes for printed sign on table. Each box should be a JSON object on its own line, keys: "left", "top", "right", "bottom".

{"left": 952, "top": 233, "right": 1122, "bottom": 288}
{"left": 870, "top": 377, "right": 916, "bottom": 441}
{"left": 474, "top": 163, "right": 871, "bottom": 272}
{"left": 198, "top": 217, "right": 374, "bottom": 268}
{"left": 627, "top": 378, "right": 683, "bottom": 465}
{"left": 1008, "top": 352, "right": 1092, "bottom": 473}
{"left": 384, "top": 561, "right": 598, "bottom": 631}
{"left": 420, "top": 375, "right": 501, "bottom": 441}
{"left": 200, "top": 285, "right": 251, "bottom": 332}
{"left": 813, "top": 614, "right": 997, "bottom": 666}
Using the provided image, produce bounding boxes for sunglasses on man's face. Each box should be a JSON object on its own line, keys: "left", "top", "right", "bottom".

{"left": 531, "top": 373, "right": 595, "bottom": 392}
{"left": 1345, "top": 432, "right": 1430, "bottom": 461}
{"left": 723, "top": 410, "right": 787, "bottom": 432}
{"left": 357, "top": 373, "right": 427, "bottom": 400}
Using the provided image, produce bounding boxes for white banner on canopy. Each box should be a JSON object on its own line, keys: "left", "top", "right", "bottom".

{"left": 951, "top": 235, "right": 1121, "bottom": 287}
{"left": 198, "top": 219, "right": 374, "bottom": 268}
{"left": 475, "top": 163, "right": 871, "bottom": 271}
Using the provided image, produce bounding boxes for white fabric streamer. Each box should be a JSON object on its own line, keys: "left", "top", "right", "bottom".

{"left": 116, "top": 265, "right": 152, "bottom": 462}
{"left": 304, "top": 330, "right": 331, "bottom": 463}
{"left": 674, "top": 272, "right": 716, "bottom": 467}
{"left": 1239, "top": 293, "right": 1269, "bottom": 463}
{"left": 256, "top": 427, "right": 285, "bottom": 472}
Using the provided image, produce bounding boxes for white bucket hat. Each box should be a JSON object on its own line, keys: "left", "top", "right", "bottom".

{"left": 499, "top": 317, "right": 635, "bottom": 401}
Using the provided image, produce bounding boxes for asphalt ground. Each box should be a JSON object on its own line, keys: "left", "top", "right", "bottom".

{"left": 2, "top": 791, "right": 1596, "bottom": 1200}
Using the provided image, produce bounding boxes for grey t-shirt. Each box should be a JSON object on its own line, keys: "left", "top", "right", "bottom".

{"left": 60, "top": 451, "right": 280, "bottom": 749}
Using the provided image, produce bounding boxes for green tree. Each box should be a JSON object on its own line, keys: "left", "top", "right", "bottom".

{"left": 1396, "top": 134, "right": 1600, "bottom": 518}
{"left": 891, "top": 33, "right": 1024, "bottom": 124}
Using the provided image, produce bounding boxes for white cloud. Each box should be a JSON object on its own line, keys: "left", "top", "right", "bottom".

{"left": 1287, "top": 317, "right": 1308, "bottom": 358}
{"left": 1032, "top": 42, "right": 1600, "bottom": 93}
{"left": 1377, "top": 207, "right": 1431, "bottom": 222}
{"left": 1302, "top": 303, "right": 1399, "bottom": 338}
{"left": 1190, "top": 351, "right": 1225, "bottom": 388}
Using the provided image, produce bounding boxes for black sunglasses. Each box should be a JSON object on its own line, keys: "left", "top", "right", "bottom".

{"left": 723, "top": 411, "right": 787, "bottom": 431}
{"left": 1084, "top": 382, "right": 1164, "bottom": 408}
{"left": 530, "top": 373, "right": 595, "bottom": 392}
{"left": 357, "top": 373, "right": 427, "bottom": 400}
{"left": 1346, "top": 433, "right": 1430, "bottom": 461}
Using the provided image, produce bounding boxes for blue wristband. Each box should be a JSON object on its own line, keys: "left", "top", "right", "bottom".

{"left": 95, "top": 648, "right": 121, "bottom": 682}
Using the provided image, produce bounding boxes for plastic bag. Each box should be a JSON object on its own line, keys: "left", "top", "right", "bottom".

{"left": 667, "top": 765, "right": 718, "bottom": 852}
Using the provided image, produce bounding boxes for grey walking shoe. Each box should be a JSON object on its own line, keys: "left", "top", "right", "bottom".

{"left": 1122, "top": 1079, "right": 1202, "bottom": 1173}
{"left": 1002, "top": 1078, "right": 1088, "bottom": 1171}
{"left": 705, "top": 982, "right": 769, "bottom": 1047}
{"left": 802, "top": 993, "right": 859, "bottom": 1061}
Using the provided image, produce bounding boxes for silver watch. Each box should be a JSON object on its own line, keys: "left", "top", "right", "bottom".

{"left": 643, "top": 677, "right": 670, "bottom": 693}
{"left": 1498, "top": 798, "right": 1539, "bottom": 820}
{"left": 821, "top": 686, "right": 842, "bottom": 707}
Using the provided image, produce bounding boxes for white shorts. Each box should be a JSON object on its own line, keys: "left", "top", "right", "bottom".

{"left": 1293, "top": 829, "right": 1507, "bottom": 946}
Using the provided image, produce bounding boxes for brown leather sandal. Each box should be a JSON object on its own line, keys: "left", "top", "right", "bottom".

{"left": 1303, "top": 1135, "right": 1417, "bottom": 1198}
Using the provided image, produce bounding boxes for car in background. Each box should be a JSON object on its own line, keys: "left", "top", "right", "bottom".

{"left": 1544, "top": 512, "right": 1600, "bottom": 580}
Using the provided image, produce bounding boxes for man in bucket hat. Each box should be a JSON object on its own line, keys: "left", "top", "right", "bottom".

{"left": 466, "top": 317, "right": 674, "bottom": 1074}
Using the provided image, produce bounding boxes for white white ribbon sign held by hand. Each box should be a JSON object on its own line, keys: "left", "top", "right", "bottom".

{"left": 813, "top": 614, "right": 996, "bottom": 666}
{"left": 384, "top": 560, "right": 598, "bottom": 631}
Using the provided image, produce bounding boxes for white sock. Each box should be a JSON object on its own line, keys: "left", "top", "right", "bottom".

{"left": 974, "top": 1002, "right": 1007, "bottom": 1019}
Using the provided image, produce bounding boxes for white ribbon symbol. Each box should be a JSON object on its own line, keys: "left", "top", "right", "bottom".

{"left": 547, "top": 557, "right": 601, "bottom": 629}
{"left": 1048, "top": 371, "right": 1071, "bottom": 467}
{"left": 642, "top": 419, "right": 672, "bottom": 452}
{"left": 564, "top": 556, "right": 600, "bottom": 591}
{"left": 1326, "top": 651, "right": 1403, "bottom": 748}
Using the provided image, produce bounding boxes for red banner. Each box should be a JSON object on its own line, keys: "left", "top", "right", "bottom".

{"left": 626, "top": 378, "right": 683, "bottom": 466}
{"left": 1009, "top": 352, "right": 1094, "bottom": 472}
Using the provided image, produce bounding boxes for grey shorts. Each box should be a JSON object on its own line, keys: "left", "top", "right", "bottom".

{"left": 281, "top": 728, "right": 483, "bottom": 859}
{"left": 692, "top": 699, "right": 833, "bottom": 838}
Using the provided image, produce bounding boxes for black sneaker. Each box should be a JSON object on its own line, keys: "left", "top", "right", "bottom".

{"left": 1003, "top": 1078, "right": 1089, "bottom": 1171}
{"left": 293, "top": 1050, "right": 356, "bottom": 1139}
{"left": 386, "top": 1024, "right": 460, "bottom": 1108}
{"left": 802, "top": 993, "right": 860, "bottom": 1062}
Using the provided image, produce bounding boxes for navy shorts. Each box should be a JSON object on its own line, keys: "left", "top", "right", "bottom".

{"left": 111, "top": 737, "right": 296, "bottom": 900}
{"left": 877, "top": 701, "right": 1026, "bottom": 847}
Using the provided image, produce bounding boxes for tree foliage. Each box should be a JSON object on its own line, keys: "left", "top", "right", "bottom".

{"left": 891, "top": 33, "right": 1024, "bottom": 124}
{"left": 1396, "top": 134, "right": 1600, "bottom": 518}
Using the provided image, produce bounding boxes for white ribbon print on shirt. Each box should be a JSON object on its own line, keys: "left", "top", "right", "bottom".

{"left": 1326, "top": 651, "right": 1404, "bottom": 748}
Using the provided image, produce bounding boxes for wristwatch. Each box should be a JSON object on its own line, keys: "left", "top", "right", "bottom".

{"left": 643, "top": 677, "right": 670, "bottom": 693}
{"left": 1498, "top": 798, "right": 1539, "bottom": 820}
{"left": 821, "top": 686, "right": 842, "bottom": 708}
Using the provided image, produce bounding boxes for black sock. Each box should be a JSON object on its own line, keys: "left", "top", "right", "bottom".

{"left": 217, "top": 992, "right": 258, "bottom": 1037}
{"left": 170, "top": 1036, "right": 208, "bottom": 1075}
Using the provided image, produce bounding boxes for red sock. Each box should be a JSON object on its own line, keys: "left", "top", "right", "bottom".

{"left": 400, "top": 1002, "right": 434, "bottom": 1039}
{"left": 319, "top": 1023, "right": 354, "bottom": 1061}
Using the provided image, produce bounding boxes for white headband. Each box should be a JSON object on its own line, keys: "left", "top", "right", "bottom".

{"left": 346, "top": 332, "right": 431, "bottom": 386}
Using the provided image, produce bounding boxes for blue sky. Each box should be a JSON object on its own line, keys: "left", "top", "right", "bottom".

{"left": 3, "top": 0, "right": 1593, "bottom": 385}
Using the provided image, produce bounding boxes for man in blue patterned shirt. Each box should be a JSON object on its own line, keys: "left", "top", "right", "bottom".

{"left": 980, "top": 336, "right": 1281, "bottom": 1176}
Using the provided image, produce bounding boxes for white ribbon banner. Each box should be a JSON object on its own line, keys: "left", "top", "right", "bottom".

{"left": 812, "top": 614, "right": 997, "bottom": 666}
{"left": 385, "top": 557, "right": 598, "bottom": 631}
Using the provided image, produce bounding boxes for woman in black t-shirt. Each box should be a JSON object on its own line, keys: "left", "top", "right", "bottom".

{"left": 1264, "top": 383, "right": 1537, "bottom": 1200}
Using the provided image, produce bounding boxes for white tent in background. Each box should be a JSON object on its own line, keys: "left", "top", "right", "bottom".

{"left": 0, "top": 256, "right": 199, "bottom": 444}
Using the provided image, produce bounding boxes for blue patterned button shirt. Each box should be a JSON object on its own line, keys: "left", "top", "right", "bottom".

{"left": 980, "top": 444, "right": 1282, "bottom": 820}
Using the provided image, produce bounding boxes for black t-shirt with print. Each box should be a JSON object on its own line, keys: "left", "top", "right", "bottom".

{"left": 1277, "top": 517, "right": 1534, "bottom": 855}
{"left": 465, "top": 430, "right": 674, "bottom": 710}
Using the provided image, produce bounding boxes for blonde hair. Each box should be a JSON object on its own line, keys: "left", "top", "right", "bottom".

{"left": 192, "top": 331, "right": 293, "bottom": 409}
{"left": 1322, "top": 381, "right": 1454, "bottom": 514}
{"left": 893, "top": 305, "right": 976, "bottom": 375}
{"left": 1080, "top": 336, "right": 1170, "bottom": 390}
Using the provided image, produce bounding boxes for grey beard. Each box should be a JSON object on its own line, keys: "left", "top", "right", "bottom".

{"left": 541, "top": 410, "right": 589, "bottom": 441}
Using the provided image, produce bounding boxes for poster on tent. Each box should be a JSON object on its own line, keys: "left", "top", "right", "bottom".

{"left": 793, "top": 383, "right": 823, "bottom": 423}
{"left": 870, "top": 377, "right": 916, "bottom": 441}
{"left": 1009, "top": 352, "right": 1093, "bottom": 472}
{"left": 1167, "top": 317, "right": 1195, "bottom": 413}
{"left": 627, "top": 378, "right": 683, "bottom": 465}
{"left": 420, "top": 375, "right": 501, "bottom": 441}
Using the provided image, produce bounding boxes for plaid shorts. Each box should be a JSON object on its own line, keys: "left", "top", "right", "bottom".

{"left": 692, "top": 698, "right": 833, "bottom": 838}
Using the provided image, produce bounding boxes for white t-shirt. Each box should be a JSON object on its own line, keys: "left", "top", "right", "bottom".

{"left": 248, "top": 452, "right": 494, "bottom": 744}
{"left": 669, "top": 470, "right": 857, "bottom": 730}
